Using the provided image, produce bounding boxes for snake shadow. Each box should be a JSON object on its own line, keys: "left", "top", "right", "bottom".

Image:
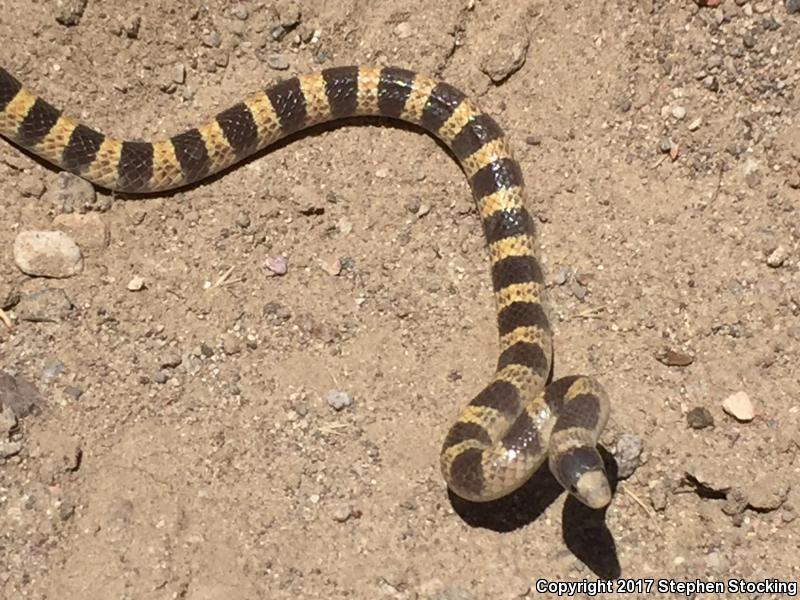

{"left": 447, "top": 447, "right": 620, "bottom": 578}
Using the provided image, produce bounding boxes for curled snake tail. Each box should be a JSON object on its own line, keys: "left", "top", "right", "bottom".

{"left": 0, "top": 63, "right": 611, "bottom": 506}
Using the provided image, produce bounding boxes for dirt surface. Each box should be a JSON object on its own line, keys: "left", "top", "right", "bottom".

{"left": 1, "top": 1, "right": 800, "bottom": 598}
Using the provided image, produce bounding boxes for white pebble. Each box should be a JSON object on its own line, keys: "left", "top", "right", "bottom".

{"left": 722, "top": 391, "right": 755, "bottom": 422}
{"left": 127, "top": 276, "right": 145, "bottom": 291}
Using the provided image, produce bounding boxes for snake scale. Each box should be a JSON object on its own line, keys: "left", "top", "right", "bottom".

{"left": 0, "top": 64, "right": 612, "bottom": 508}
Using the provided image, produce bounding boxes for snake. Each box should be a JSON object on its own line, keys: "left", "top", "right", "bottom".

{"left": 0, "top": 64, "right": 612, "bottom": 508}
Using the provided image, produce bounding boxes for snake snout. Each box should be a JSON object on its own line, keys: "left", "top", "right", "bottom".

{"left": 549, "top": 446, "right": 610, "bottom": 509}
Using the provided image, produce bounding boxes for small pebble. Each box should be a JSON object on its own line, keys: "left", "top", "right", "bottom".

{"left": 277, "top": 0, "right": 302, "bottom": 27}
{"left": 267, "top": 54, "right": 290, "bottom": 70}
{"left": 659, "top": 137, "right": 673, "bottom": 153}
{"left": 222, "top": 334, "right": 242, "bottom": 355}
{"left": 788, "top": 0, "right": 800, "bottom": 14}
{"left": 235, "top": 212, "right": 251, "bottom": 228}
{"left": 55, "top": 0, "right": 87, "bottom": 26}
{"left": 481, "top": 37, "right": 529, "bottom": 83}
{"left": 127, "top": 276, "right": 145, "bottom": 291}
{"left": 722, "top": 391, "right": 755, "bottom": 422}
{"left": 332, "top": 505, "right": 360, "bottom": 522}
{"left": 320, "top": 256, "right": 342, "bottom": 276}
{"left": 554, "top": 266, "right": 572, "bottom": 285}
{"left": 152, "top": 370, "right": 168, "bottom": 384}
{"left": 0, "top": 441, "right": 22, "bottom": 458}
{"left": 0, "top": 404, "right": 18, "bottom": 436}
{"left": 687, "top": 406, "right": 714, "bottom": 429}
{"left": 671, "top": 106, "right": 687, "bottom": 120}
{"left": 160, "top": 352, "right": 182, "bottom": 369}
{"left": 325, "top": 390, "right": 353, "bottom": 411}
{"left": 746, "top": 475, "right": 789, "bottom": 511}
{"left": 766, "top": 245, "right": 788, "bottom": 268}
{"left": 687, "top": 117, "right": 702, "bottom": 131}
{"left": 337, "top": 218, "right": 353, "bottom": 234}
{"left": 0, "top": 371, "right": 45, "bottom": 417}
{"left": 42, "top": 359, "right": 65, "bottom": 383}
{"left": 264, "top": 255, "right": 288, "bottom": 276}
{"left": 201, "top": 30, "right": 222, "bottom": 48}
{"left": 649, "top": 480, "right": 669, "bottom": 511}
{"left": 614, "top": 433, "right": 643, "bottom": 479}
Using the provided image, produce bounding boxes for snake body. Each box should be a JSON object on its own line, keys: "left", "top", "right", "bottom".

{"left": 0, "top": 65, "right": 611, "bottom": 508}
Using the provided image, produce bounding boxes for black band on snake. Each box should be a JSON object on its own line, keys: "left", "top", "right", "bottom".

{"left": 0, "top": 65, "right": 612, "bottom": 508}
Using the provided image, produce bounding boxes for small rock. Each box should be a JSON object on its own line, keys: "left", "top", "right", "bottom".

{"left": 614, "top": 433, "right": 643, "bottom": 479}
{"left": 522, "top": 135, "right": 542, "bottom": 149}
{"left": 0, "top": 441, "right": 22, "bottom": 458}
{"left": 746, "top": 475, "right": 789, "bottom": 511}
{"left": 267, "top": 54, "right": 290, "bottom": 70}
{"left": 788, "top": 0, "right": 800, "bottom": 14}
{"left": 276, "top": 0, "right": 302, "bottom": 27}
{"left": 19, "top": 173, "right": 46, "bottom": 198}
{"left": 231, "top": 5, "right": 249, "bottom": 19}
{"left": 332, "top": 505, "right": 360, "bottom": 522}
{"left": 173, "top": 64, "right": 187, "bottom": 85}
{"left": 264, "top": 255, "right": 288, "bottom": 276}
{"left": 222, "top": 334, "right": 242, "bottom": 355}
{"left": 685, "top": 460, "right": 732, "bottom": 495}
{"left": 0, "top": 280, "right": 20, "bottom": 309}
{"left": 766, "top": 245, "right": 788, "bottom": 268}
{"left": 57, "top": 498, "right": 76, "bottom": 521}
{"left": 127, "top": 276, "right": 145, "bottom": 291}
{"left": 571, "top": 281, "right": 587, "bottom": 300}
{"left": 394, "top": 22, "right": 413, "bottom": 39}
{"left": 722, "top": 487, "right": 748, "bottom": 516}
{"left": 52, "top": 213, "right": 110, "bottom": 249}
{"left": 55, "top": 0, "right": 87, "bottom": 26}
{"left": 705, "top": 551, "right": 724, "bottom": 572}
{"left": 687, "top": 117, "right": 702, "bottom": 131}
{"left": 655, "top": 347, "right": 694, "bottom": 367}
{"left": 201, "top": 30, "right": 222, "bottom": 48}
{"left": 553, "top": 266, "right": 572, "bottom": 285}
{"left": 291, "top": 184, "right": 325, "bottom": 215}
{"left": 320, "top": 256, "right": 342, "bottom": 276}
{"left": 702, "top": 75, "right": 719, "bottom": 91}
{"left": 63, "top": 386, "right": 83, "bottom": 401}
{"left": 649, "top": 480, "right": 669, "bottom": 511}
{"left": 123, "top": 15, "right": 141, "bottom": 39}
{"left": 160, "top": 351, "right": 182, "bottom": 369}
{"left": 671, "top": 106, "right": 687, "bottom": 120}
{"left": 152, "top": 370, "right": 168, "bottom": 384}
{"left": 0, "top": 404, "right": 18, "bottom": 436}
{"left": 337, "top": 218, "right": 353, "bottom": 234}
{"left": 325, "top": 390, "right": 353, "bottom": 411}
{"left": 235, "top": 212, "right": 251, "bottom": 228}
{"left": 481, "top": 35, "right": 529, "bottom": 83}
{"left": 0, "top": 371, "right": 45, "bottom": 417}
{"left": 14, "top": 231, "right": 83, "bottom": 278}
{"left": 687, "top": 406, "right": 714, "bottom": 429}
{"left": 42, "top": 359, "right": 65, "bottom": 383}
{"left": 43, "top": 171, "right": 97, "bottom": 213}
{"left": 16, "top": 288, "right": 73, "bottom": 322}
{"left": 659, "top": 137, "right": 673, "bottom": 153}
{"left": 722, "top": 391, "right": 755, "bottom": 422}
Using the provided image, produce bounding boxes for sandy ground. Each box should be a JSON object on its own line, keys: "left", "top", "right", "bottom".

{"left": 1, "top": 1, "right": 799, "bottom": 598}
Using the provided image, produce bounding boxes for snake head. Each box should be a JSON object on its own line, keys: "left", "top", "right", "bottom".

{"left": 549, "top": 446, "right": 611, "bottom": 509}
